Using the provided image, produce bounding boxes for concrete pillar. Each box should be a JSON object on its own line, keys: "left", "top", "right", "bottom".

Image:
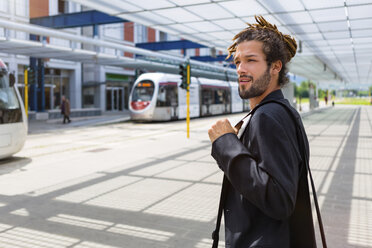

{"left": 81, "top": 24, "right": 106, "bottom": 112}
{"left": 309, "top": 83, "right": 315, "bottom": 110}
{"left": 70, "top": 63, "right": 82, "bottom": 108}
{"left": 281, "top": 83, "right": 295, "bottom": 108}
{"left": 83, "top": 63, "right": 106, "bottom": 111}
{"left": 98, "top": 66, "right": 106, "bottom": 111}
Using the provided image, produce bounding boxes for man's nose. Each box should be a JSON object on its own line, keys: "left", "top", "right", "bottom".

{"left": 237, "top": 63, "right": 246, "bottom": 75}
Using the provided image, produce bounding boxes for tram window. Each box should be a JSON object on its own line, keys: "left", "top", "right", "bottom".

{"left": 214, "top": 89, "right": 230, "bottom": 104}
{"left": 0, "top": 74, "right": 20, "bottom": 110}
{"left": 0, "top": 74, "right": 22, "bottom": 124}
{"left": 132, "top": 80, "right": 154, "bottom": 102}
{"left": 224, "top": 90, "right": 230, "bottom": 103}
{"left": 215, "top": 90, "right": 223, "bottom": 104}
{"left": 202, "top": 88, "right": 213, "bottom": 105}
{"left": 157, "top": 85, "right": 178, "bottom": 107}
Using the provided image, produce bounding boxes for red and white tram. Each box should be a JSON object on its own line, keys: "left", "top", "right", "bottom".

{"left": 129, "top": 73, "right": 249, "bottom": 121}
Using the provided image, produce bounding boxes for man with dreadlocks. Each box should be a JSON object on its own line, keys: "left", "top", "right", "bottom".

{"left": 208, "top": 16, "right": 317, "bottom": 247}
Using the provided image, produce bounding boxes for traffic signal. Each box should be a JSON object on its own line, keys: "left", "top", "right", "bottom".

{"left": 179, "top": 64, "right": 188, "bottom": 90}
{"left": 27, "top": 68, "right": 36, "bottom": 85}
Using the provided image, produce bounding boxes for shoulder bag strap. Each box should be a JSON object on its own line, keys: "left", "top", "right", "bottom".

{"left": 211, "top": 175, "right": 228, "bottom": 248}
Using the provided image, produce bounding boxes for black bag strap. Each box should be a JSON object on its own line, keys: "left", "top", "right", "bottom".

{"left": 211, "top": 99, "right": 327, "bottom": 248}
{"left": 211, "top": 175, "right": 228, "bottom": 248}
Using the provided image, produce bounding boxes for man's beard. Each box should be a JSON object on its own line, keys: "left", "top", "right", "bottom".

{"left": 238, "top": 67, "right": 271, "bottom": 99}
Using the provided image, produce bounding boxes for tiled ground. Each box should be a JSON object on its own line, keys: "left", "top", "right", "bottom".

{"left": 0, "top": 105, "right": 370, "bottom": 247}
{"left": 304, "top": 106, "right": 372, "bottom": 248}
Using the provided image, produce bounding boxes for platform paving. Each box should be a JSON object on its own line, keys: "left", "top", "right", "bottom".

{"left": 0, "top": 105, "right": 370, "bottom": 248}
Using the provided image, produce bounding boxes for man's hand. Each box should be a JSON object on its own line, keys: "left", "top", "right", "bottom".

{"left": 208, "top": 119, "right": 237, "bottom": 143}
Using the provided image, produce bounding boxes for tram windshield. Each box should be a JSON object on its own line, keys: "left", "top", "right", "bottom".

{"left": 0, "top": 73, "right": 22, "bottom": 124}
{"left": 132, "top": 80, "right": 154, "bottom": 102}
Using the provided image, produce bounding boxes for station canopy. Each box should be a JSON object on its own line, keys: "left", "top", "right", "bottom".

{"left": 70, "top": 0, "right": 372, "bottom": 86}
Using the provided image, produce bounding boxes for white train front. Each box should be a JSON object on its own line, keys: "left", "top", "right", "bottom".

{"left": 129, "top": 73, "right": 249, "bottom": 121}
{"left": 0, "top": 59, "right": 27, "bottom": 159}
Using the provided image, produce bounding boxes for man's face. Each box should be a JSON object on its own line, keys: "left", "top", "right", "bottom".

{"left": 234, "top": 40, "right": 271, "bottom": 99}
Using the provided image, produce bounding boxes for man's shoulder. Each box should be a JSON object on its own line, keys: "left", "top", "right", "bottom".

{"left": 254, "top": 100, "right": 292, "bottom": 118}
{"left": 250, "top": 100, "right": 300, "bottom": 129}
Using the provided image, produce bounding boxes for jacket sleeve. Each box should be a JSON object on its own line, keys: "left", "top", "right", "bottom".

{"left": 211, "top": 111, "right": 301, "bottom": 220}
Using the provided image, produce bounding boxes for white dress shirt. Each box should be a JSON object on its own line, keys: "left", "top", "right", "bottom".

{"left": 237, "top": 115, "right": 251, "bottom": 139}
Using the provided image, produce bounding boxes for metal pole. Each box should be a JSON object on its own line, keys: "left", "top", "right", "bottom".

{"left": 186, "top": 62, "right": 190, "bottom": 139}
{"left": 24, "top": 69, "right": 28, "bottom": 117}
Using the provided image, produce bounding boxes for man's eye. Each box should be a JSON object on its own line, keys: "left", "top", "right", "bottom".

{"left": 235, "top": 61, "right": 240, "bottom": 65}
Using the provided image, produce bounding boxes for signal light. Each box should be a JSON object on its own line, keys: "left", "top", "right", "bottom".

{"left": 179, "top": 63, "right": 190, "bottom": 90}
{"left": 27, "top": 68, "right": 36, "bottom": 85}
{"left": 179, "top": 64, "right": 187, "bottom": 89}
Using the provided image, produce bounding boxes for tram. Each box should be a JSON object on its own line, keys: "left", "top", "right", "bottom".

{"left": 129, "top": 73, "right": 249, "bottom": 121}
{"left": 0, "top": 59, "right": 27, "bottom": 159}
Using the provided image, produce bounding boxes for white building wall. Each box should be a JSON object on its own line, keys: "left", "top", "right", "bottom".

{"left": 134, "top": 23, "right": 148, "bottom": 43}
{"left": 0, "top": 1, "right": 9, "bottom": 13}
{"left": 47, "top": 0, "right": 82, "bottom": 108}
{"left": 68, "top": 1, "right": 81, "bottom": 12}
{"left": 4, "top": 0, "right": 25, "bottom": 81}
{"left": 15, "top": 0, "right": 27, "bottom": 17}
{"left": 0, "top": 0, "right": 29, "bottom": 86}
{"left": 49, "top": 0, "right": 58, "bottom": 15}
{"left": 155, "top": 30, "right": 160, "bottom": 41}
{"left": 103, "top": 23, "right": 123, "bottom": 55}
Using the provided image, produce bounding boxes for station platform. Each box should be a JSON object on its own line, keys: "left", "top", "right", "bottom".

{"left": 305, "top": 105, "right": 372, "bottom": 247}
{"left": 27, "top": 102, "right": 324, "bottom": 134}
{"left": 28, "top": 110, "right": 131, "bottom": 134}
{"left": 0, "top": 104, "right": 370, "bottom": 248}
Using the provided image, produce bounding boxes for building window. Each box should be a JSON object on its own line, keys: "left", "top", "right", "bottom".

{"left": 83, "top": 87, "right": 95, "bottom": 108}
{"left": 159, "top": 31, "right": 167, "bottom": 42}
{"left": 58, "top": 0, "right": 68, "bottom": 14}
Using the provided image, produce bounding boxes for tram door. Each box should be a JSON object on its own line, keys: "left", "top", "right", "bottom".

{"left": 106, "top": 87, "right": 124, "bottom": 111}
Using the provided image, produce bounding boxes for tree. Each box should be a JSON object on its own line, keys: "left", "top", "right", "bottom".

{"left": 318, "top": 89, "right": 326, "bottom": 99}
{"left": 298, "top": 81, "right": 310, "bottom": 98}
{"left": 294, "top": 83, "right": 299, "bottom": 97}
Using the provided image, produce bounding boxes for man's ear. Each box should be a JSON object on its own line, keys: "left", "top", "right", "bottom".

{"left": 271, "top": 60, "right": 282, "bottom": 75}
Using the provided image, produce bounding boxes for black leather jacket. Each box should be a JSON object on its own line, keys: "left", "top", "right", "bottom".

{"left": 212, "top": 90, "right": 316, "bottom": 248}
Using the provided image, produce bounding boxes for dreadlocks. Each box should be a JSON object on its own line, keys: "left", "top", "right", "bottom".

{"left": 227, "top": 15, "right": 297, "bottom": 87}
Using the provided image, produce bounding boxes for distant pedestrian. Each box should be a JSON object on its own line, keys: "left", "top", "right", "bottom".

{"left": 324, "top": 95, "right": 328, "bottom": 105}
{"left": 61, "top": 95, "right": 71, "bottom": 124}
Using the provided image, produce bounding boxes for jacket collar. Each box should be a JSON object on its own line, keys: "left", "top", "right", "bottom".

{"left": 260, "top": 89, "right": 284, "bottom": 103}
{"left": 248, "top": 89, "right": 284, "bottom": 114}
